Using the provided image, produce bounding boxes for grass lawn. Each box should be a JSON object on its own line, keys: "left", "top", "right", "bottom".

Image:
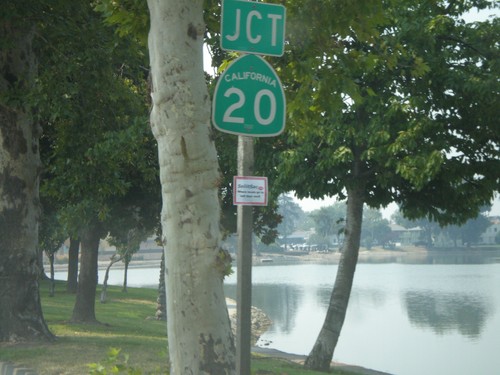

{"left": 0, "top": 279, "right": 354, "bottom": 374}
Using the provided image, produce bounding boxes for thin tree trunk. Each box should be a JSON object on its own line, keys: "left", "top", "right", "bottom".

{"left": 147, "top": 0, "right": 235, "bottom": 372}
{"left": 71, "top": 223, "right": 101, "bottom": 323}
{"left": 66, "top": 237, "right": 80, "bottom": 293}
{"left": 38, "top": 246, "right": 49, "bottom": 280}
{"left": 122, "top": 258, "right": 129, "bottom": 293}
{"left": 0, "top": 16, "right": 54, "bottom": 342}
{"left": 49, "top": 253, "right": 55, "bottom": 297}
{"left": 100, "top": 254, "right": 122, "bottom": 303}
{"left": 304, "top": 183, "right": 365, "bottom": 371}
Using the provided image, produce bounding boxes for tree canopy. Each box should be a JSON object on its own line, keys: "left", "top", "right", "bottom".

{"left": 33, "top": 0, "right": 159, "bottom": 323}
{"left": 277, "top": 0, "right": 499, "bottom": 225}
{"left": 37, "top": 0, "right": 155, "bottom": 233}
{"left": 273, "top": 0, "right": 499, "bottom": 370}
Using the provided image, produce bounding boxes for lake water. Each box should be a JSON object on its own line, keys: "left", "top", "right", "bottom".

{"left": 56, "top": 251, "right": 500, "bottom": 375}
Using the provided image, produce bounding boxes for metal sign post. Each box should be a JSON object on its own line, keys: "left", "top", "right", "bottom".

{"left": 213, "top": 1, "right": 286, "bottom": 374}
{"left": 236, "top": 136, "right": 254, "bottom": 375}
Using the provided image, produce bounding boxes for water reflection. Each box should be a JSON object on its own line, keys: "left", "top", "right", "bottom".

{"left": 226, "top": 283, "right": 391, "bottom": 337}
{"left": 403, "top": 290, "right": 493, "bottom": 339}
{"left": 226, "top": 273, "right": 495, "bottom": 342}
{"left": 335, "top": 287, "right": 387, "bottom": 310}
{"left": 230, "top": 280, "right": 496, "bottom": 344}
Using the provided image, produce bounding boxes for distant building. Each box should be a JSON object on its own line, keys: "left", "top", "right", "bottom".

{"left": 388, "top": 224, "right": 423, "bottom": 246}
{"left": 480, "top": 218, "right": 500, "bottom": 245}
{"left": 279, "top": 230, "right": 312, "bottom": 246}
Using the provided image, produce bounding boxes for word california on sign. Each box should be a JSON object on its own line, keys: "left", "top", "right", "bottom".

{"left": 223, "top": 71, "right": 278, "bottom": 87}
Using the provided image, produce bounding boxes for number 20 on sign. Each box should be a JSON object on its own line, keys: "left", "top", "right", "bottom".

{"left": 212, "top": 54, "right": 285, "bottom": 137}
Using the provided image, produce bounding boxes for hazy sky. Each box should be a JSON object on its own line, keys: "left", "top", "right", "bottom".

{"left": 294, "top": 194, "right": 500, "bottom": 219}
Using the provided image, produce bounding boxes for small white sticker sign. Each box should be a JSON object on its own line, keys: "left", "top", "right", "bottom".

{"left": 233, "top": 176, "right": 268, "bottom": 206}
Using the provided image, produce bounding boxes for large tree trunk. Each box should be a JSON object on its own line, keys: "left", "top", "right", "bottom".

{"left": 66, "top": 237, "right": 80, "bottom": 293}
{"left": 147, "top": 0, "right": 235, "bottom": 373}
{"left": 71, "top": 223, "right": 101, "bottom": 323}
{"left": 0, "top": 17, "right": 54, "bottom": 342}
{"left": 304, "top": 183, "right": 365, "bottom": 371}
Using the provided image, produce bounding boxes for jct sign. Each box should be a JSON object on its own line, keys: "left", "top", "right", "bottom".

{"left": 221, "top": 0, "right": 286, "bottom": 56}
{"left": 212, "top": 54, "right": 285, "bottom": 137}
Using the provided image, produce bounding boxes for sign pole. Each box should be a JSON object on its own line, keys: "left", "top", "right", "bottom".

{"left": 216, "top": 1, "right": 286, "bottom": 372}
{"left": 236, "top": 135, "right": 254, "bottom": 375}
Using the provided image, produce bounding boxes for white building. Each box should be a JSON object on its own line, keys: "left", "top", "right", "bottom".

{"left": 480, "top": 219, "right": 500, "bottom": 245}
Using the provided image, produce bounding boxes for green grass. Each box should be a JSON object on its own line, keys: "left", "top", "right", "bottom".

{"left": 0, "top": 279, "right": 356, "bottom": 374}
{"left": 1, "top": 280, "right": 168, "bottom": 374}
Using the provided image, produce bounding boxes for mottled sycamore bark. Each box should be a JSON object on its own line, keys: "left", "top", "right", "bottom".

{"left": 147, "top": 0, "right": 235, "bottom": 373}
{"left": 0, "top": 19, "right": 54, "bottom": 342}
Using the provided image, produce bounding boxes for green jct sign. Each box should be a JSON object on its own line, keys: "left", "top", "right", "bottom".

{"left": 212, "top": 54, "right": 285, "bottom": 137}
{"left": 221, "top": 0, "right": 286, "bottom": 56}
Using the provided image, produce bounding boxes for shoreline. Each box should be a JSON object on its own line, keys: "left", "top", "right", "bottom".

{"left": 253, "top": 245, "right": 500, "bottom": 265}
{"left": 254, "top": 245, "right": 429, "bottom": 265}
{"left": 46, "top": 245, "right": 500, "bottom": 273}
